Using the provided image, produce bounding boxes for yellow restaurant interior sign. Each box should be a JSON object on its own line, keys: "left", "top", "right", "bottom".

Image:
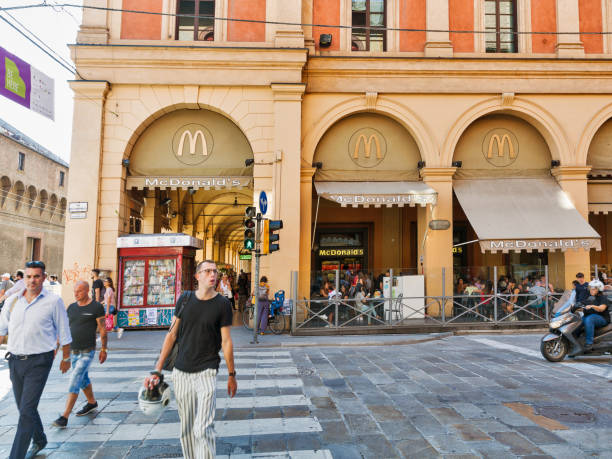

{"left": 318, "top": 248, "right": 365, "bottom": 257}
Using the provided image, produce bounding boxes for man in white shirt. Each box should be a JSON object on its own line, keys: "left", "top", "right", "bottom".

{"left": 0, "top": 261, "right": 72, "bottom": 459}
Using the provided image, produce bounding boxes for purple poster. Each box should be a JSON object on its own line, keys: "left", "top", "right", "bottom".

{"left": 0, "top": 46, "right": 54, "bottom": 120}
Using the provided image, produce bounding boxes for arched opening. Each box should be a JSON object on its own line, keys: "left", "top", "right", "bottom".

{"left": 48, "top": 194, "right": 58, "bottom": 220}
{"left": 586, "top": 118, "right": 612, "bottom": 275}
{"left": 59, "top": 198, "right": 67, "bottom": 221}
{"left": 0, "top": 176, "right": 11, "bottom": 208}
{"left": 118, "top": 108, "right": 254, "bottom": 324}
{"left": 451, "top": 114, "right": 599, "bottom": 322}
{"left": 13, "top": 181, "right": 25, "bottom": 211}
{"left": 310, "top": 112, "right": 433, "bottom": 308}
{"left": 26, "top": 185, "right": 37, "bottom": 213}
{"left": 38, "top": 189, "right": 48, "bottom": 216}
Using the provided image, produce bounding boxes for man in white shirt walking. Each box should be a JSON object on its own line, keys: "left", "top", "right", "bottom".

{"left": 0, "top": 261, "right": 72, "bottom": 459}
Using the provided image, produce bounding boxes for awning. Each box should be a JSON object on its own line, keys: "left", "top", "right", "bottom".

{"left": 315, "top": 181, "right": 437, "bottom": 208}
{"left": 454, "top": 178, "right": 601, "bottom": 253}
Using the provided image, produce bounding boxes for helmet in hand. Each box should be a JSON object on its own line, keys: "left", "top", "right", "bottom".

{"left": 588, "top": 279, "right": 604, "bottom": 293}
{"left": 138, "top": 372, "right": 171, "bottom": 416}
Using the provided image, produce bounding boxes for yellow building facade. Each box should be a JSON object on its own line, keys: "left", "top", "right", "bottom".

{"left": 63, "top": 1, "right": 612, "bottom": 312}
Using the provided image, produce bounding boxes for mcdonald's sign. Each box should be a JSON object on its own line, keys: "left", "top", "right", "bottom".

{"left": 348, "top": 127, "right": 387, "bottom": 168}
{"left": 172, "top": 123, "right": 214, "bottom": 166}
{"left": 482, "top": 128, "right": 519, "bottom": 167}
{"left": 177, "top": 129, "right": 207, "bottom": 157}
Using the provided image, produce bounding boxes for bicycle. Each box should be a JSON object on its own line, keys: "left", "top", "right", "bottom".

{"left": 242, "top": 291, "right": 287, "bottom": 334}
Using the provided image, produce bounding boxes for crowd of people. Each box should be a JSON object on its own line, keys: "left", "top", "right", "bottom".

{"left": 311, "top": 270, "right": 388, "bottom": 324}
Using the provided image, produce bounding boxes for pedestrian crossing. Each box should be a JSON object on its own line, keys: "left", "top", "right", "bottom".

{"left": 0, "top": 347, "right": 331, "bottom": 458}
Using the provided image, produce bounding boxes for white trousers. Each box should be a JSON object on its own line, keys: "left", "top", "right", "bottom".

{"left": 172, "top": 367, "right": 217, "bottom": 459}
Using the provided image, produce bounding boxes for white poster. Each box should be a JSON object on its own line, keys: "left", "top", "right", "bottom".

{"left": 146, "top": 308, "right": 158, "bottom": 325}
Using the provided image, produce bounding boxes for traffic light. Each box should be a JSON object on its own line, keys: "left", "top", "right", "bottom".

{"left": 243, "top": 206, "right": 256, "bottom": 251}
{"left": 262, "top": 219, "right": 283, "bottom": 254}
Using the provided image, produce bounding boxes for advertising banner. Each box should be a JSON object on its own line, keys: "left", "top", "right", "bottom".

{"left": 0, "top": 47, "right": 54, "bottom": 120}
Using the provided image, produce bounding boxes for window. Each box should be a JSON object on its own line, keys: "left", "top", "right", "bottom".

{"left": 351, "top": 0, "right": 386, "bottom": 52}
{"left": 18, "top": 152, "right": 25, "bottom": 171}
{"left": 485, "top": 0, "right": 517, "bottom": 53}
{"left": 176, "top": 0, "right": 215, "bottom": 41}
{"left": 26, "top": 237, "right": 41, "bottom": 261}
{"left": 59, "top": 171, "right": 65, "bottom": 187}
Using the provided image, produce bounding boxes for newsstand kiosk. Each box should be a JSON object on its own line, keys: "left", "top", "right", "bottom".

{"left": 116, "top": 233, "right": 203, "bottom": 329}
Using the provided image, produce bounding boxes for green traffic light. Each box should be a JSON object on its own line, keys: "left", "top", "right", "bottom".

{"left": 244, "top": 239, "right": 255, "bottom": 250}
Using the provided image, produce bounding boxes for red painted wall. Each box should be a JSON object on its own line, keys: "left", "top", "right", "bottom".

{"left": 313, "top": 0, "right": 340, "bottom": 50}
{"left": 121, "top": 0, "right": 162, "bottom": 40}
{"left": 449, "top": 0, "right": 474, "bottom": 52}
{"left": 579, "top": 0, "right": 603, "bottom": 53}
{"left": 531, "top": 0, "right": 557, "bottom": 53}
{"left": 399, "top": 0, "right": 426, "bottom": 51}
{"left": 228, "top": 0, "right": 266, "bottom": 42}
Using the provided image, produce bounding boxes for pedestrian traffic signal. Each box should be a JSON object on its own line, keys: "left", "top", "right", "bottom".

{"left": 262, "top": 219, "right": 283, "bottom": 254}
{"left": 244, "top": 206, "right": 256, "bottom": 251}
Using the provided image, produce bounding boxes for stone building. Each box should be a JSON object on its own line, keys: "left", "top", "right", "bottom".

{"left": 63, "top": 0, "right": 611, "bottom": 311}
{"left": 0, "top": 118, "right": 68, "bottom": 277}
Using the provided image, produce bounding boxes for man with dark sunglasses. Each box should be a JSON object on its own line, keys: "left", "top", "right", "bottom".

{"left": 0, "top": 261, "right": 72, "bottom": 459}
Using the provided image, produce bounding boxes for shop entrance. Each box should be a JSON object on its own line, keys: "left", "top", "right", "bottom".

{"left": 120, "top": 107, "right": 254, "bottom": 328}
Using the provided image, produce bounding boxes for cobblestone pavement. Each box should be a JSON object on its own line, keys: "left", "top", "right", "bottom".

{"left": 1, "top": 331, "right": 611, "bottom": 458}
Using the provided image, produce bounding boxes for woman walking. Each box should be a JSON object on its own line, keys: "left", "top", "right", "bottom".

{"left": 255, "top": 276, "right": 270, "bottom": 335}
{"left": 103, "top": 277, "right": 124, "bottom": 339}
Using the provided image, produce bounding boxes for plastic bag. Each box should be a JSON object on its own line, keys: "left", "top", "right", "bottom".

{"left": 105, "top": 314, "right": 114, "bottom": 331}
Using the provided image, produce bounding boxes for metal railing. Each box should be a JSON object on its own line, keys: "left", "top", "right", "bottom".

{"left": 290, "top": 266, "right": 562, "bottom": 332}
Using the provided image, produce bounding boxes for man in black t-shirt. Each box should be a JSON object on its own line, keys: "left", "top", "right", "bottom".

{"left": 52, "top": 281, "right": 107, "bottom": 428}
{"left": 145, "top": 260, "right": 236, "bottom": 459}
{"left": 91, "top": 269, "right": 105, "bottom": 303}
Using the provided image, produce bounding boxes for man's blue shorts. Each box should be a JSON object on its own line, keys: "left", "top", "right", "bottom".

{"left": 68, "top": 350, "right": 95, "bottom": 394}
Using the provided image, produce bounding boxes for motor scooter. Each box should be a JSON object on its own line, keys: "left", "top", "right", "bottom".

{"left": 541, "top": 301, "right": 612, "bottom": 362}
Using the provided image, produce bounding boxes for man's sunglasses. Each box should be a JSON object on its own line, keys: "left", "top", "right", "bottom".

{"left": 25, "top": 261, "right": 46, "bottom": 270}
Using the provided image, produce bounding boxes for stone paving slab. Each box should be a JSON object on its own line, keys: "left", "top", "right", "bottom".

{"left": 1, "top": 331, "right": 612, "bottom": 457}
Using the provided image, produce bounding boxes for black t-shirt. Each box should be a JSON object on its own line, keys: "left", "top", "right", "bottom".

{"left": 575, "top": 282, "right": 590, "bottom": 304}
{"left": 583, "top": 294, "right": 611, "bottom": 324}
{"left": 92, "top": 279, "right": 105, "bottom": 302}
{"left": 67, "top": 301, "right": 106, "bottom": 350}
{"left": 175, "top": 292, "right": 233, "bottom": 373}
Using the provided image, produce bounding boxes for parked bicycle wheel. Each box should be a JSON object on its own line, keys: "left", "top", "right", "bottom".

{"left": 268, "top": 312, "right": 287, "bottom": 334}
{"left": 242, "top": 306, "right": 254, "bottom": 330}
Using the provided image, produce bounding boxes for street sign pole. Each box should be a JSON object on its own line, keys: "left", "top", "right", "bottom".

{"left": 251, "top": 212, "right": 262, "bottom": 345}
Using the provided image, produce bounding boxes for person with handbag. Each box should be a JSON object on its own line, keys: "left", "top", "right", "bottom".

{"left": 102, "top": 277, "right": 123, "bottom": 339}
{"left": 52, "top": 280, "right": 107, "bottom": 429}
{"left": 144, "top": 259, "right": 236, "bottom": 459}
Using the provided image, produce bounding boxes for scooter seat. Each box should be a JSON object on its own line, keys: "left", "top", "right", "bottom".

{"left": 594, "top": 323, "right": 612, "bottom": 337}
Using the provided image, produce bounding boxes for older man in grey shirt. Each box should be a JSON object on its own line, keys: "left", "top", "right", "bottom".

{"left": 0, "top": 261, "right": 72, "bottom": 459}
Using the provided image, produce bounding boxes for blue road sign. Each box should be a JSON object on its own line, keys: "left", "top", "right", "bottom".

{"left": 259, "top": 190, "right": 268, "bottom": 214}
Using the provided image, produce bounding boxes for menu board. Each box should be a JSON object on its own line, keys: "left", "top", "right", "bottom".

{"left": 122, "top": 260, "right": 145, "bottom": 306}
{"left": 147, "top": 258, "right": 176, "bottom": 305}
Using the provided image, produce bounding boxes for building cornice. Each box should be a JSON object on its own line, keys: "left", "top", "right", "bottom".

{"left": 70, "top": 45, "right": 307, "bottom": 86}
{"left": 552, "top": 166, "right": 592, "bottom": 181}
{"left": 305, "top": 57, "right": 612, "bottom": 93}
{"left": 420, "top": 167, "right": 457, "bottom": 181}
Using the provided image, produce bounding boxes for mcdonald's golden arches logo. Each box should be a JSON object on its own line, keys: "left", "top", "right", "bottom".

{"left": 348, "top": 127, "right": 387, "bottom": 168}
{"left": 172, "top": 123, "right": 214, "bottom": 166}
{"left": 482, "top": 128, "right": 519, "bottom": 167}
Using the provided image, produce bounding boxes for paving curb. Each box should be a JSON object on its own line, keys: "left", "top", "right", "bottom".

{"left": 231, "top": 331, "right": 454, "bottom": 349}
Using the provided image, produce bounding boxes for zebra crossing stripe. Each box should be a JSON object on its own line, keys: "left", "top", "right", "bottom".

{"left": 85, "top": 367, "right": 298, "bottom": 378}
{"left": 216, "top": 395, "right": 310, "bottom": 409}
{"left": 216, "top": 378, "right": 303, "bottom": 390}
{"left": 217, "top": 450, "right": 333, "bottom": 459}
{"left": 145, "top": 417, "right": 322, "bottom": 440}
{"left": 93, "top": 357, "right": 294, "bottom": 369}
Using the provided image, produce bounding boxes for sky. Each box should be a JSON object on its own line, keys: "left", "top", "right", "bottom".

{"left": 0, "top": 0, "right": 82, "bottom": 162}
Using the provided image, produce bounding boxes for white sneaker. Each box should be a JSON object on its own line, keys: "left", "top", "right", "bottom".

{"left": 117, "top": 328, "right": 124, "bottom": 339}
